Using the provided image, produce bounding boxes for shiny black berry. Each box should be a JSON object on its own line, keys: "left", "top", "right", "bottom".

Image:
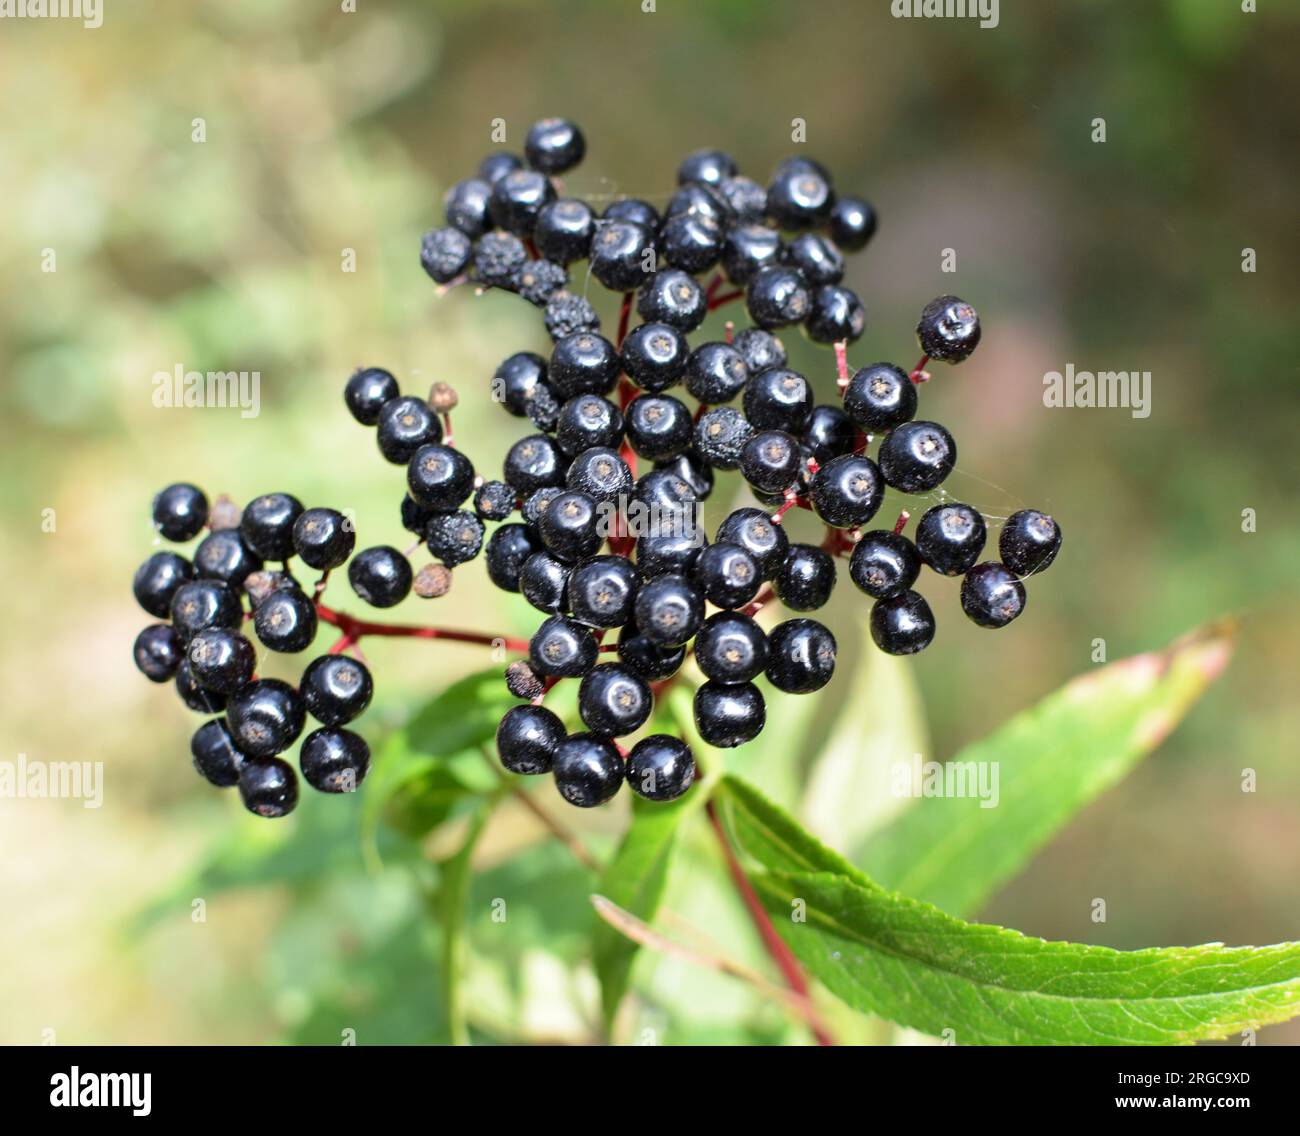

{"left": 227, "top": 678, "right": 306, "bottom": 758}
{"left": 344, "top": 367, "right": 400, "bottom": 425}
{"left": 253, "top": 587, "right": 318, "bottom": 653}
{"left": 685, "top": 342, "right": 748, "bottom": 405}
{"left": 552, "top": 733, "right": 624, "bottom": 808}
{"left": 916, "top": 503, "right": 987, "bottom": 576}
{"left": 849, "top": 530, "right": 921, "bottom": 599}
{"left": 810, "top": 454, "right": 883, "bottom": 527}
{"left": 636, "top": 269, "right": 706, "bottom": 332}
{"left": 722, "top": 223, "right": 782, "bottom": 285}
{"left": 530, "top": 614, "right": 599, "bottom": 678}
{"left": 300, "top": 728, "right": 370, "bottom": 793}
{"left": 497, "top": 704, "right": 565, "bottom": 775}
{"left": 488, "top": 168, "right": 556, "bottom": 236}
{"left": 692, "top": 541, "right": 760, "bottom": 609}
{"left": 538, "top": 490, "right": 602, "bottom": 562}
{"left": 829, "top": 195, "right": 876, "bottom": 251}
{"left": 870, "top": 590, "right": 936, "bottom": 656}
{"left": 555, "top": 394, "right": 621, "bottom": 457}
{"left": 191, "top": 718, "right": 245, "bottom": 787}
{"left": 694, "top": 681, "right": 766, "bottom": 748}
{"left": 175, "top": 657, "right": 227, "bottom": 712}
{"left": 657, "top": 452, "right": 713, "bottom": 501}
{"left": 732, "top": 328, "right": 787, "bottom": 373}
{"left": 625, "top": 394, "right": 693, "bottom": 461}
{"left": 569, "top": 555, "right": 640, "bottom": 628}
{"left": 677, "top": 148, "right": 736, "bottom": 187}
{"left": 170, "top": 579, "right": 242, "bottom": 643}
{"left": 578, "top": 663, "right": 653, "bottom": 737}
{"left": 878, "top": 421, "right": 956, "bottom": 494}
{"left": 802, "top": 404, "right": 856, "bottom": 464}
{"left": 426, "top": 509, "right": 485, "bottom": 567}
{"left": 504, "top": 434, "right": 566, "bottom": 495}
{"left": 376, "top": 397, "right": 442, "bottom": 464}
{"left": 493, "top": 352, "right": 548, "bottom": 416}
{"left": 694, "top": 406, "right": 752, "bottom": 470}
{"left": 152, "top": 482, "right": 208, "bottom": 542}
{"left": 589, "top": 220, "right": 654, "bottom": 291}
{"left": 621, "top": 322, "right": 689, "bottom": 392}
{"left": 633, "top": 572, "right": 704, "bottom": 647}
{"left": 420, "top": 226, "right": 472, "bottom": 283}
{"left": 550, "top": 332, "right": 620, "bottom": 398}
{"left": 746, "top": 266, "right": 811, "bottom": 329}
{"left": 843, "top": 363, "right": 917, "bottom": 432}
{"left": 961, "top": 562, "right": 1027, "bottom": 629}
{"left": 626, "top": 735, "right": 696, "bottom": 802}
{"left": 479, "top": 152, "right": 522, "bottom": 184}
{"left": 134, "top": 624, "right": 182, "bottom": 682}
{"left": 473, "top": 479, "right": 516, "bottom": 521}
{"left": 290, "top": 508, "right": 355, "bottom": 571}
{"left": 806, "top": 284, "right": 866, "bottom": 344}
{"left": 187, "top": 627, "right": 256, "bottom": 693}
{"left": 300, "top": 654, "right": 373, "bottom": 726}
{"left": 485, "top": 524, "right": 540, "bottom": 593}
{"left": 535, "top": 198, "right": 596, "bottom": 263}
{"left": 666, "top": 182, "right": 730, "bottom": 226}
{"left": 766, "top": 618, "right": 837, "bottom": 693}
{"left": 407, "top": 444, "right": 475, "bottom": 511}
{"left": 444, "top": 177, "right": 492, "bottom": 237}
{"left": 716, "top": 507, "right": 789, "bottom": 579}
{"left": 743, "top": 367, "right": 812, "bottom": 433}
{"left": 635, "top": 529, "right": 707, "bottom": 578}
{"left": 766, "top": 164, "right": 834, "bottom": 229}
{"left": 717, "top": 175, "right": 768, "bottom": 222}
{"left": 193, "top": 528, "right": 262, "bottom": 588}
{"left": 133, "top": 551, "right": 194, "bottom": 617}
{"left": 525, "top": 117, "right": 585, "bottom": 174}
{"left": 521, "top": 487, "right": 565, "bottom": 530}
{"left": 521, "top": 552, "right": 571, "bottom": 614}
{"left": 999, "top": 509, "right": 1062, "bottom": 577}
{"left": 566, "top": 446, "right": 632, "bottom": 504}
{"left": 617, "top": 621, "right": 686, "bottom": 681}
{"left": 604, "top": 198, "right": 660, "bottom": 230}
{"left": 917, "top": 295, "right": 980, "bottom": 363}
{"left": 773, "top": 544, "right": 836, "bottom": 611}
{"left": 348, "top": 545, "right": 412, "bottom": 608}
{"left": 784, "top": 232, "right": 844, "bottom": 285}
{"left": 238, "top": 756, "right": 299, "bottom": 818}
{"left": 696, "top": 612, "right": 768, "bottom": 684}
{"left": 635, "top": 466, "right": 698, "bottom": 515}
{"left": 660, "top": 210, "right": 723, "bottom": 273}
{"left": 740, "top": 429, "right": 801, "bottom": 494}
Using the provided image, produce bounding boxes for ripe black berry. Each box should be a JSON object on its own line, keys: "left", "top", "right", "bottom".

{"left": 916, "top": 503, "right": 987, "bottom": 576}
{"left": 238, "top": 756, "right": 299, "bottom": 818}
{"left": 520, "top": 552, "right": 570, "bottom": 613}
{"left": 227, "top": 678, "right": 306, "bottom": 758}
{"left": 626, "top": 735, "right": 696, "bottom": 801}
{"left": 407, "top": 444, "right": 475, "bottom": 511}
{"left": 187, "top": 627, "right": 256, "bottom": 693}
{"left": 485, "top": 523, "right": 540, "bottom": 592}
{"left": 677, "top": 148, "right": 736, "bottom": 187}
{"left": 348, "top": 545, "right": 413, "bottom": 608}
{"left": 636, "top": 269, "right": 706, "bottom": 332}
{"left": 766, "top": 618, "right": 837, "bottom": 693}
{"left": 722, "top": 223, "right": 782, "bottom": 285}
{"left": 426, "top": 509, "right": 485, "bottom": 567}
{"left": 133, "top": 550, "right": 194, "bottom": 617}
{"left": 740, "top": 430, "right": 801, "bottom": 494}
{"left": 633, "top": 572, "right": 704, "bottom": 647}
{"left": 785, "top": 233, "right": 844, "bottom": 286}
{"left": 254, "top": 587, "right": 318, "bottom": 653}
{"left": 617, "top": 621, "right": 685, "bottom": 681}
{"left": 589, "top": 220, "right": 654, "bottom": 291}
{"left": 773, "top": 544, "right": 836, "bottom": 611}
{"left": 474, "top": 230, "right": 528, "bottom": 289}
{"left": 152, "top": 482, "right": 208, "bottom": 542}
{"left": 806, "top": 284, "right": 866, "bottom": 344}
{"left": 621, "top": 322, "right": 689, "bottom": 392}
{"left": 538, "top": 490, "right": 602, "bottom": 562}
{"left": 766, "top": 164, "right": 834, "bottom": 229}
{"left": 497, "top": 704, "right": 565, "bottom": 775}
{"left": 194, "top": 528, "right": 262, "bottom": 588}
{"left": 829, "top": 195, "right": 876, "bottom": 251}
{"left": 552, "top": 733, "right": 624, "bottom": 807}
{"left": 625, "top": 394, "right": 692, "bottom": 461}
{"left": 660, "top": 210, "right": 723, "bottom": 273}
{"left": 488, "top": 168, "right": 556, "bottom": 236}
{"left": 718, "top": 175, "right": 768, "bottom": 222}
{"left": 530, "top": 614, "right": 599, "bottom": 678}
{"left": 635, "top": 530, "right": 707, "bottom": 578}
{"left": 578, "top": 663, "right": 653, "bottom": 737}
{"left": 300, "top": 728, "right": 371, "bottom": 793}
{"left": 521, "top": 486, "right": 565, "bottom": 529}
{"left": 666, "top": 183, "right": 730, "bottom": 226}
{"left": 695, "top": 611, "right": 768, "bottom": 684}
{"left": 603, "top": 198, "right": 660, "bottom": 230}
{"left": 635, "top": 467, "right": 698, "bottom": 515}
{"left": 715, "top": 507, "right": 789, "bottom": 579}
{"left": 569, "top": 555, "right": 640, "bottom": 628}
{"left": 291, "top": 508, "right": 356, "bottom": 571}
{"left": 685, "top": 342, "right": 748, "bottom": 405}
{"left": 694, "top": 406, "right": 752, "bottom": 470}
{"left": 191, "top": 718, "right": 244, "bottom": 787}
{"left": 544, "top": 290, "right": 601, "bottom": 340}
{"left": 175, "top": 657, "right": 228, "bottom": 712}
{"left": 810, "top": 454, "right": 883, "bottom": 527}
{"left": 917, "top": 295, "right": 980, "bottom": 363}
{"left": 802, "top": 404, "right": 855, "bottom": 464}
{"left": 478, "top": 152, "right": 521, "bottom": 184}
{"left": 550, "top": 332, "right": 620, "bottom": 398}
{"left": 693, "top": 541, "right": 760, "bottom": 609}
{"left": 473, "top": 479, "right": 516, "bottom": 522}
{"left": 444, "top": 177, "right": 492, "bottom": 237}
{"left": 535, "top": 198, "right": 596, "bottom": 263}
{"left": 843, "top": 363, "right": 917, "bottom": 432}
{"left": 870, "top": 590, "right": 936, "bottom": 656}
{"left": 657, "top": 452, "right": 713, "bottom": 501}
{"left": 170, "top": 579, "right": 242, "bottom": 643}
{"left": 344, "top": 367, "right": 400, "bottom": 425}
{"left": 961, "top": 562, "right": 1027, "bottom": 629}
{"left": 743, "top": 367, "right": 812, "bottom": 433}
{"left": 849, "top": 530, "right": 921, "bottom": 599}
{"left": 300, "top": 654, "right": 373, "bottom": 726}
{"left": 134, "top": 624, "right": 182, "bottom": 682}
{"left": 878, "top": 421, "right": 956, "bottom": 494}
{"left": 555, "top": 394, "right": 621, "bottom": 458}
{"left": 504, "top": 434, "right": 566, "bottom": 494}
{"left": 376, "top": 397, "right": 442, "bottom": 464}
{"left": 565, "top": 446, "right": 632, "bottom": 504}
{"left": 694, "top": 681, "right": 766, "bottom": 748}
{"left": 420, "top": 226, "right": 473, "bottom": 283}
{"left": 493, "top": 352, "right": 548, "bottom": 416}
{"left": 525, "top": 117, "right": 585, "bottom": 174}
{"left": 745, "top": 266, "right": 811, "bottom": 329}
{"left": 999, "top": 509, "right": 1062, "bottom": 577}
{"left": 732, "top": 327, "right": 787, "bottom": 373}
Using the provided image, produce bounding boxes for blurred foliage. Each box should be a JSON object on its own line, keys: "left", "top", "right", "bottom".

{"left": 1, "top": 0, "right": 1298, "bottom": 1045}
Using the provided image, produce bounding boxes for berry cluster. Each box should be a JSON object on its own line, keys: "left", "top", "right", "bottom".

{"left": 409, "top": 118, "right": 1062, "bottom": 809}
{"left": 132, "top": 484, "right": 375, "bottom": 817}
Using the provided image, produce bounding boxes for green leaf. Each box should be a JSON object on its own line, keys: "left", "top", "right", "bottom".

{"left": 859, "top": 620, "right": 1235, "bottom": 915}
{"left": 591, "top": 790, "right": 703, "bottom": 1032}
{"left": 719, "top": 774, "right": 1300, "bottom": 1045}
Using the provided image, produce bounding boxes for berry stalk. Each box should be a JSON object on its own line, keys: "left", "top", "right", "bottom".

{"left": 315, "top": 602, "right": 530, "bottom": 654}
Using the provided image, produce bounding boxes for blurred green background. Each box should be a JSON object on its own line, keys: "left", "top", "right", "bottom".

{"left": 1, "top": 0, "right": 1297, "bottom": 1045}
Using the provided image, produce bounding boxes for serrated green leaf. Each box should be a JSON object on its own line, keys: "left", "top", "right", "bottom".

{"left": 719, "top": 773, "right": 1300, "bottom": 1045}
{"left": 859, "top": 620, "right": 1235, "bottom": 915}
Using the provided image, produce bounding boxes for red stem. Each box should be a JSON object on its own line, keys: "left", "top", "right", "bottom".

{"left": 892, "top": 509, "right": 911, "bottom": 536}
{"left": 706, "top": 288, "right": 744, "bottom": 312}
{"left": 616, "top": 291, "right": 633, "bottom": 349}
{"left": 315, "top": 602, "right": 529, "bottom": 654}
{"left": 705, "top": 800, "right": 834, "bottom": 1046}
{"left": 834, "top": 340, "right": 850, "bottom": 390}
{"left": 909, "top": 354, "right": 930, "bottom": 384}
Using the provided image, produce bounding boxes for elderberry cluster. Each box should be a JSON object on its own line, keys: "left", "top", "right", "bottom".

{"left": 412, "top": 118, "right": 1062, "bottom": 810}
{"left": 131, "top": 484, "right": 375, "bottom": 818}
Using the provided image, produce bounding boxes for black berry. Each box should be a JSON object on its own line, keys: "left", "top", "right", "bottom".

{"left": 743, "top": 367, "right": 812, "bottom": 433}
{"left": 426, "top": 509, "right": 485, "bottom": 567}
{"left": 961, "top": 562, "right": 1027, "bottom": 629}
{"left": 191, "top": 718, "right": 245, "bottom": 787}
{"left": 238, "top": 757, "right": 299, "bottom": 818}
{"left": 569, "top": 555, "right": 640, "bottom": 628}
{"left": 420, "top": 227, "right": 473, "bottom": 283}
{"left": 849, "top": 530, "right": 921, "bottom": 599}
{"left": 292, "top": 508, "right": 355, "bottom": 571}
{"left": 134, "top": 624, "right": 182, "bottom": 683}
{"left": 485, "top": 524, "right": 540, "bottom": 592}
{"left": 870, "top": 590, "right": 936, "bottom": 655}
{"left": 999, "top": 509, "right": 1062, "bottom": 577}
{"left": 715, "top": 507, "right": 789, "bottom": 579}
{"left": 746, "top": 266, "right": 811, "bottom": 329}
{"left": 695, "top": 611, "right": 768, "bottom": 684}
{"left": 535, "top": 198, "right": 596, "bottom": 263}
{"left": 300, "top": 728, "right": 370, "bottom": 793}
{"left": 878, "top": 421, "right": 956, "bottom": 494}
{"left": 916, "top": 295, "right": 981, "bottom": 364}
{"left": 694, "top": 406, "right": 752, "bottom": 470}
{"left": 589, "top": 220, "right": 654, "bottom": 291}
{"left": 693, "top": 681, "right": 766, "bottom": 748}
{"left": 133, "top": 551, "right": 194, "bottom": 618}
{"left": 829, "top": 195, "right": 876, "bottom": 250}
{"left": 344, "top": 367, "right": 400, "bottom": 425}
{"left": 488, "top": 168, "right": 556, "bottom": 236}
{"left": 169, "top": 579, "right": 242, "bottom": 643}
{"left": 552, "top": 733, "right": 624, "bottom": 807}
{"left": 578, "top": 663, "right": 653, "bottom": 737}
{"left": 530, "top": 614, "right": 599, "bottom": 678}
{"left": 253, "top": 587, "right": 318, "bottom": 653}
{"left": 766, "top": 618, "right": 837, "bottom": 693}
{"left": 625, "top": 394, "right": 693, "bottom": 461}
{"left": 633, "top": 572, "right": 704, "bottom": 647}
{"left": 348, "top": 545, "right": 413, "bottom": 608}
{"left": 637, "top": 269, "right": 706, "bottom": 332}
{"left": 810, "top": 454, "right": 883, "bottom": 527}
{"left": 685, "top": 342, "right": 748, "bottom": 405}
{"left": 152, "top": 482, "right": 209, "bottom": 542}
{"left": 626, "top": 735, "right": 696, "bottom": 801}
{"left": 525, "top": 117, "right": 585, "bottom": 174}
{"left": 692, "top": 541, "right": 760, "bottom": 609}
{"left": 843, "top": 363, "right": 917, "bottom": 432}
{"left": 520, "top": 552, "right": 570, "bottom": 613}
{"left": 916, "top": 503, "right": 987, "bottom": 576}
{"left": 497, "top": 704, "right": 565, "bottom": 775}
{"left": 187, "top": 627, "right": 256, "bottom": 693}
{"left": 773, "top": 544, "right": 836, "bottom": 611}
{"left": 300, "top": 654, "right": 373, "bottom": 726}
{"left": 550, "top": 332, "right": 620, "bottom": 398}
{"left": 227, "top": 678, "right": 306, "bottom": 758}
{"left": 621, "top": 322, "right": 689, "bottom": 392}
{"left": 376, "top": 396, "right": 442, "bottom": 463}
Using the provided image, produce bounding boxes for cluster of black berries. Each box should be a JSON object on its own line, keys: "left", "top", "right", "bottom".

{"left": 131, "top": 484, "right": 375, "bottom": 818}
{"left": 413, "top": 118, "right": 1062, "bottom": 811}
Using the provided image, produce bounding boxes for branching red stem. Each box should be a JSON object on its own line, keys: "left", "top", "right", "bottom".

{"left": 315, "top": 602, "right": 529, "bottom": 654}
